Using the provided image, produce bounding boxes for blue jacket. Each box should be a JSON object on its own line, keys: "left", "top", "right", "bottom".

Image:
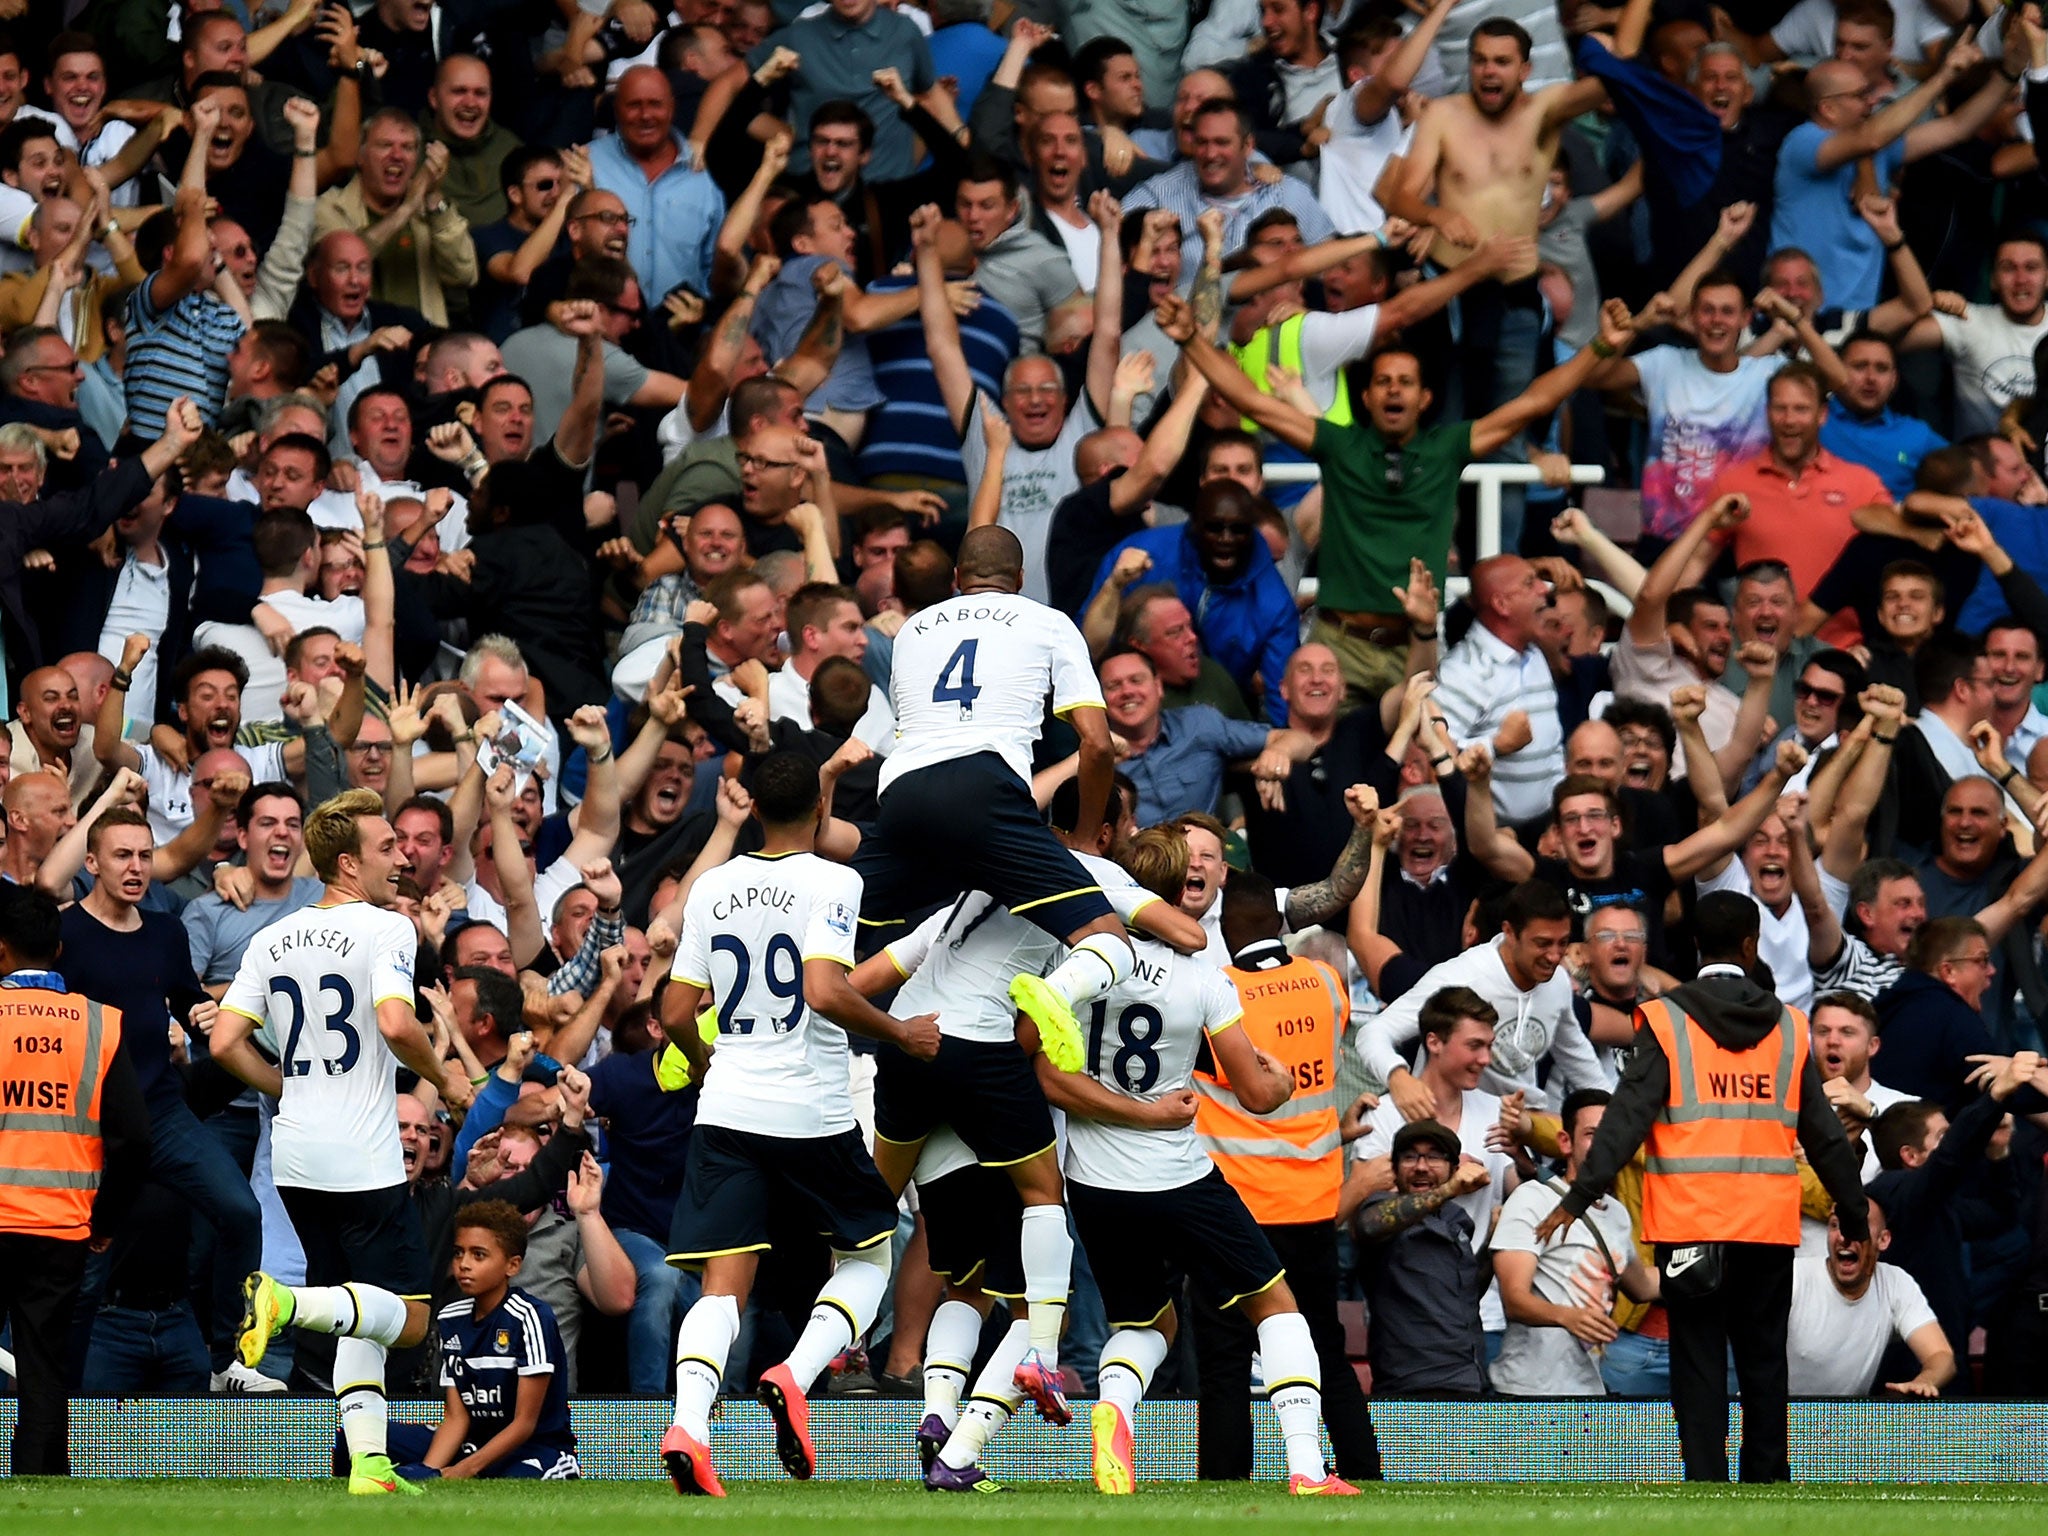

{"left": 1959, "top": 496, "right": 2048, "bottom": 634}
{"left": 1871, "top": 970, "right": 1997, "bottom": 1110}
{"left": 1088, "top": 525, "right": 1299, "bottom": 727}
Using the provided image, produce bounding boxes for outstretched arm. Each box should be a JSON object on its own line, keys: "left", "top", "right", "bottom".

{"left": 1157, "top": 295, "right": 1318, "bottom": 453}
{"left": 909, "top": 205, "right": 976, "bottom": 433}
{"left": 1470, "top": 298, "right": 1637, "bottom": 457}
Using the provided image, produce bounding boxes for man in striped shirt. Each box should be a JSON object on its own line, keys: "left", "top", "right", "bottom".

{"left": 124, "top": 97, "right": 247, "bottom": 435}
{"left": 1433, "top": 555, "right": 1564, "bottom": 827}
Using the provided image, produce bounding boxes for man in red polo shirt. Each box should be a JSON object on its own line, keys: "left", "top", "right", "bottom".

{"left": 1681, "top": 362, "right": 1893, "bottom": 599}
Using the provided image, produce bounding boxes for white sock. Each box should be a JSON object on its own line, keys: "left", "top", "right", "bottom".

{"left": 783, "top": 1246, "right": 891, "bottom": 1389}
{"left": 938, "top": 1319, "right": 1029, "bottom": 1470}
{"left": 291, "top": 1283, "right": 408, "bottom": 1345}
{"left": 1097, "top": 1326, "right": 1168, "bottom": 1420}
{"left": 1044, "top": 932, "right": 1134, "bottom": 1008}
{"left": 922, "top": 1300, "right": 982, "bottom": 1427}
{"left": 1257, "top": 1311, "right": 1326, "bottom": 1481}
{"left": 334, "top": 1336, "right": 388, "bottom": 1462}
{"left": 1018, "top": 1205, "right": 1072, "bottom": 1360}
{"left": 672, "top": 1293, "right": 741, "bottom": 1438}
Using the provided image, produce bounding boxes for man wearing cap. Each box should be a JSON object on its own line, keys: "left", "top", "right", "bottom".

{"left": 1352, "top": 1118, "right": 1492, "bottom": 1396}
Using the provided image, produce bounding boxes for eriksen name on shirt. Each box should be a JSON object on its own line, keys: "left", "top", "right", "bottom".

{"left": 264, "top": 927, "right": 360, "bottom": 965}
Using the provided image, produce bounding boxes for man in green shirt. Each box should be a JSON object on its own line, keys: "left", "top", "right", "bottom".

{"left": 1159, "top": 291, "right": 1643, "bottom": 706}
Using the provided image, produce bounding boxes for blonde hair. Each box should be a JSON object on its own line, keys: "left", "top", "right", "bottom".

{"left": 1122, "top": 825, "right": 1191, "bottom": 904}
{"left": 304, "top": 788, "right": 387, "bottom": 880}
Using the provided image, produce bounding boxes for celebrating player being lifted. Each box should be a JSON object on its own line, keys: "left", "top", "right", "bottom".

{"left": 212, "top": 789, "right": 475, "bottom": 1497}
{"left": 657, "top": 752, "right": 941, "bottom": 1497}
{"left": 857, "top": 525, "right": 1140, "bottom": 1078}
{"left": 845, "top": 779, "right": 1208, "bottom": 1465}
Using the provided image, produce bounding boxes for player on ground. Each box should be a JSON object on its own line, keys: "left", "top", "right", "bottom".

{"left": 1049, "top": 826, "right": 1360, "bottom": 1498}
{"left": 844, "top": 778, "right": 1205, "bottom": 1438}
{"left": 213, "top": 788, "right": 476, "bottom": 1497}
{"left": 657, "top": 752, "right": 941, "bottom": 1497}
{"left": 859, "top": 525, "right": 1137, "bottom": 1084}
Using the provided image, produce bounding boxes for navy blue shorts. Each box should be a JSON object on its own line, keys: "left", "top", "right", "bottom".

{"left": 1068, "top": 1168, "right": 1285, "bottom": 1330}
{"left": 856, "top": 753, "right": 1114, "bottom": 942}
{"left": 916, "top": 1159, "right": 1025, "bottom": 1299}
{"left": 279, "top": 1183, "right": 429, "bottom": 1301}
{"left": 666, "top": 1125, "right": 898, "bottom": 1267}
{"left": 365, "top": 1424, "right": 580, "bottom": 1480}
{"left": 874, "top": 1035, "right": 1056, "bottom": 1168}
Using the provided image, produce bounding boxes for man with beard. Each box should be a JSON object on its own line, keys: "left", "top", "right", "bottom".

{"left": 1902, "top": 236, "right": 2048, "bottom": 438}
{"left": 314, "top": 107, "right": 478, "bottom": 330}
{"left": 1786, "top": 1196, "right": 1954, "bottom": 1398}
{"left": 1463, "top": 739, "right": 1809, "bottom": 968}
{"left": 94, "top": 639, "right": 307, "bottom": 842}
{"left": 1086, "top": 481, "right": 1298, "bottom": 726}
{"left": 1613, "top": 494, "right": 1770, "bottom": 784}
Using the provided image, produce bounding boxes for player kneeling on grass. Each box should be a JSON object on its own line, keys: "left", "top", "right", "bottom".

{"left": 371, "top": 1201, "right": 580, "bottom": 1481}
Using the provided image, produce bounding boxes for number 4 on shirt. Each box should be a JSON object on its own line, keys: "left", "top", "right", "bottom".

{"left": 933, "top": 639, "right": 981, "bottom": 710}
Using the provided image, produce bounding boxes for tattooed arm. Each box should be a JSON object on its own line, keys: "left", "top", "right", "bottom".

{"left": 688, "top": 260, "right": 775, "bottom": 433}
{"left": 776, "top": 266, "right": 846, "bottom": 402}
{"left": 1190, "top": 208, "right": 1226, "bottom": 339}
{"left": 1354, "top": 1167, "right": 1486, "bottom": 1240}
{"left": 1284, "top": 786, "right": 1382, "bottom": 929}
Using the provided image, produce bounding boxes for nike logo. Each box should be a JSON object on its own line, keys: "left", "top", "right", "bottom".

{"left": 1665, "top": 1248, "right": 1703, "bottom": 1277}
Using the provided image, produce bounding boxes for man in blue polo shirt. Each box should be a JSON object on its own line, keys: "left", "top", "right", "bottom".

{"left": 1820, "top": 332, "right": 1945, "bottom": 501}
{"left": 1097, "top": 647, "right": 1316, "bottom": 825}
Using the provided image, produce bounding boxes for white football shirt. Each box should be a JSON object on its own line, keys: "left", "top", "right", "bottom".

{"left": 887, "top": 855, "right": 1167, "bottom": 1045}
{"left": 881, "top": 592, "right": 1103, "bottom": 795}
{"left": 1062, "top": 936, "right": 1244, "bottom": 1193}
{"left": 672, "top": 850, "right": 864, "bottom": 1137}
{"left": 221, "top": 899, "right": 416, "bottom": 1192}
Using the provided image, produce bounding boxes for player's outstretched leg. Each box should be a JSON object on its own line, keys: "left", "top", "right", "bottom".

{"left": 760, "top": 1241, "right": 892, "bottom": 1480}
{"left": 1092, "top": 1327, "right": 1168, "bottom": 1495}
{"left": 1011, "top": 1199, "right": 1074, "bottom": 1424}
{"left": 666, "top": 1292, "right": 740, "bottom": 1496}
{"left": 1254, "top": 1306, "right": 1358, "bottom": 1496}
{"left": 1010, "top": 926, "right": 1134, "bottom": 1072}
{"left": 927, "top": 1317, "right": 1030, "bottom": 1493}
{"left": 920, "top": 1298, "right": 983, "bottom": 1475}
{"left": 241, "top": 1274, "right": 419, "bottom": 1496}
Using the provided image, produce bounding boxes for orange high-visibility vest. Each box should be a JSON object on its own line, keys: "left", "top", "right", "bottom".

{"left": 1638, "top": 995, "right": 1806, "bottom": 1247}
{"left": 1195, "top": 955, "right": 1347, "bottom": 1225}
{"left": 0, "top": 990, "right": 122, "bottom": 1241}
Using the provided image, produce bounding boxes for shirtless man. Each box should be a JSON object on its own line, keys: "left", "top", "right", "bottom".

{"left": 1381, "top": 18, "right": 1609, "bottom": 549}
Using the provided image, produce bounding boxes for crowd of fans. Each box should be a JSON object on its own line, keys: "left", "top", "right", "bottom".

{"left": 1, "top": 0, "right": 2046, "bottom": 1412}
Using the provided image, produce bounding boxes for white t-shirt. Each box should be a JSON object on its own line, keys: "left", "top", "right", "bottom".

{"left": 1355, "top": 935, "right": 1602, "bottom": 1111}
{"left": 97, "top": 551, "right": 171, "bottom": 710}
{"left": 1488, "top": 1177, "right": 1637, "bottom": 1395}
{"left": 766, "top": 659, "right": 896, "bottom": 755}
{"left": 1355, "top": 1086, "right": 1514, "bottom": 1330}
{"left": 672, "top": 849, "right": 864, "bottom": 1136}
{"left": 1771, "top": 0, "right": 1952, "bottom": 65}
{"left": 1694, "top": 858, "right": 1813, "bottom": 1013}
{"left": 1293, "top": 306, "right": 1383, "bottom": 417}
{"left": 137, "top": 740, "right": 288, "bottom": 843}
{"left": 1319, "top": 82, "right": 1413, "bottom": 234}
{"left": 1063, "top": 936, "right": 1245, "bottom": 1192}
{"left": 1785, "top": 1258, "right": 1939, "bottom": 1396}
{"left": 1632, "top": 347, "right": 1783, "bottom": 541}
{"left": 959, "top": 393, "right": 1098, "bottom": 606}
{"left": 190, "top": 622, "right": 291, "bottom": 726}
{"left": 262, "top": 590, "right": 368, "bottom": 645}
{"left": 1934, "top": 304, "right": 2048, "bottom": 439}
{"left": 1045, "top": 212, "right": 1102, "bottom": 295}
{"left": 881, "top": 590, "right": 1103, "bottom": 794}
{"left": 221, "top": 899, "right": 416, "bottom": 1191}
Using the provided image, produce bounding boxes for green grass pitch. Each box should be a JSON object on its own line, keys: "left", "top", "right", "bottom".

{"left": 7, "top": 1479, "right": 2048, "bottom": 1536}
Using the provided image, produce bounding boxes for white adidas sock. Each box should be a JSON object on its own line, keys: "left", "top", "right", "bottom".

{"left": 1043, "top": 932, "right": 1134, "bottom": 1008}
{"left": 783, "top": 1246, "right": 891, "bottom": 1389}
{"left": 922, "top": 1299, "right": 983, "bottom": 1427}
{"left": 1097, "top": 1326, "right": 1168, "bottom": 1420}
{"left": 334, "top": 1336, "right": 388, "bottom": 1462}
{"left": 1257, "top": 1311, "right": 1326, "bottom": 1481}
{"left": 292, "top": 1283, "right": 408, "bottom": 1345}
{"left": 938, "top": 1318, "right": 1029, "bottom": 1470}
{"left": 672, "top": 1293, "right": 741, "bottom": 1438}
{"left": 1018, "top": 1205, "right": 1072, "bottom": 1360}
